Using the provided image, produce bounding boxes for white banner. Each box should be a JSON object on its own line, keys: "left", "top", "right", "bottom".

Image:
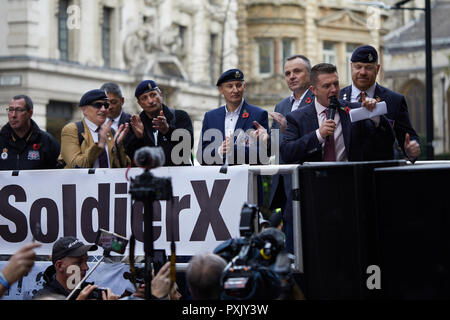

{"left": 0, "top": 166, "right": 249, "bottom": 256}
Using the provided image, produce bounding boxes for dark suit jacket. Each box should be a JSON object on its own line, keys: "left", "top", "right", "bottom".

{"left": 118, "top": 111, "right": 132, "bottom": 127}
{"left": 340, "top": 83, "right": 420, "bottom": 158}
{"left": 269, "top": 89, "right": 314, "bottom": 209}
{"left": 124, "top": 104, "right": 193, "bottom": 166}
{"left": 280, "top": 100, "right": 395, "bottom": 164}
{"left": 197, "top": 100, "right": 269, "bottom": 165}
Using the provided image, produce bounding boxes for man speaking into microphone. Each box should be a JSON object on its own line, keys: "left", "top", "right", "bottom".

{"left": 281, "top": 63, "right": 394, "bottom": 164}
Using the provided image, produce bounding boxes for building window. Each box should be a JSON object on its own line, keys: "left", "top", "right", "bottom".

{"left": 210, "top": 33, "right": 218, "bottom": 85}
{"left": 346, "top": 43, "right": 359, "bottom": 84}
{"left": 282, "top": 39, "right": 294, "bottom": 64}
{"left": 403, "top": 80, "right": 426, "bottom": 136}
{"left": 257, "top": 38, "right": 274, "bottom": 75}
{"left": 47, "top": 101, "right": 76, "bottom": 144}
{"left": 323, "top": 41, "right": 337, "bottom": 65}
{"left": 58, "top": 0, "right": 69, "bottom": 61}
{"left": 102, "top": 7, "right": 112, "bottom": 68}
{"left": 179, "top": 25, "right": 187, "bottom": 53}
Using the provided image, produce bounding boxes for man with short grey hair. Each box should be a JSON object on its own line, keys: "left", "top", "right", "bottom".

{"left": 0, "top": 94, "right": 60, "bottom": 170}
{"left": 269, "top": 55, "right": 314, "bottom": 254}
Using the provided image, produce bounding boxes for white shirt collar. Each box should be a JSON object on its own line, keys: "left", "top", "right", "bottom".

{"left": 351, "top": 82, "right": 377, "bottom": 101}
{"left": 290, "top": 90, "right": 308, "bottom": 103}
{"left": 84, "top": 117, "right": 99, "bottom": 132}
{"left": 314, "top": 97, "right": 328, "bottom": 115}
{"left": 108, "top": 111, "right": 122, "bottom": 124}
{"left": 225, "top": 99, "right": 244, "bottom": 115}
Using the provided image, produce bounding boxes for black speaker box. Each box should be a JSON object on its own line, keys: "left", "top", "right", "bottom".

{"left": 373, "top": 164, "right": 450, "bottom": 299}
{"left": 297, "top": 160, "right": 405, "bottom": 299}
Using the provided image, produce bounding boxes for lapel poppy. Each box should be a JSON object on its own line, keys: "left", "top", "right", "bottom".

{"left": 305, "top": 97, "right": 312, "bottom": 104}
{"left": 242, "top": 110, "right": 249, "bottom": 118}
{"left": 33, "top": 143, "right": 41, "bottom": 150}
{"left": 341, "top": 106, "right": 351, "bottom": 114}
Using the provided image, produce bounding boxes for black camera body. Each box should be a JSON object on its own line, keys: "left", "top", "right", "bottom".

{"left": 215, "top": 203, "right": 291, "bottom": 300}
{"left": 129, "top": 171, "right": 172, "bottom": 202}
{"left": 76, "top": 281, "right": 107, "bottom": 300}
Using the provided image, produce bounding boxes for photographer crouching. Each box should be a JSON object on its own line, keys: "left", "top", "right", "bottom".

{"left": 32, "top": 237, "right": 120, "bottom": 300}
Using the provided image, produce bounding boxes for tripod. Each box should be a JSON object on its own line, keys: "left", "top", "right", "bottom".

{"left": 129, "top": 168, "right": 173, "bottom": 300}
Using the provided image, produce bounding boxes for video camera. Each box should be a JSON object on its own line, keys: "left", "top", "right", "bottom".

{"left": 214, "top": 203, "right": 294, "bottom": 300}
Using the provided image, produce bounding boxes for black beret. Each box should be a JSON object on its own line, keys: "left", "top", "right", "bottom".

{"left": 135, "top": 80, "right": 159, "bottom": 99}
{"left": 79, "top": 89, "right": 108, "bottom": 107}
{"left": 216, "top": 68, "right": 244, "bottom": 86}
{"left": 351, "top": 45, "right": 378, "bottom": 63}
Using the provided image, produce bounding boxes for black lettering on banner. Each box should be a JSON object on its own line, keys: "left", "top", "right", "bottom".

{"left": 166, "top": 195, "right": 191, "bottom": 241}
{"left": 190, "top": 180, "right": 231, "bottom": 241}
{"left": 131, "top": 201, "right": 144, "bottom": 242}
{"left": 114, "top": 183, "right": 128, "bottom": 237}
{"left": 131, "top": 200, "right": 162, "bottom": 242}
{"left": 62, "top": 184, "right": 77, "bottom": 237}
{"left": 152, "top": 200, "right": 162, "bottom": 241}
{"left": 0, "top": 185, "right": 28, "bottom": 242}
{"left": 30, "top": 198, "right": 59, "bottom": 243}
{"left": 81, "top": 183, "right": 110, "bottom": 243}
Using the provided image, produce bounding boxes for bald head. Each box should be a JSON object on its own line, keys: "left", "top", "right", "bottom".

{"left": 186, "top": 253, "right": 227, "bottom": 300}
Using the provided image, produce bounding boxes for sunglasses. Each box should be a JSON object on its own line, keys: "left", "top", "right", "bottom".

{"left": 91, "top": 102, "right": 110, "bottom": 109}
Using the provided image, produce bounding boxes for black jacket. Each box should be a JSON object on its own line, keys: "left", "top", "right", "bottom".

{"left": 32, "top": 266, "right": 69, "bottom": 299}
{"left": 124, "top": 104, "right": 193, "bottom": 166}
{"left": 0, "top": 120, "right": 60, "bottom": 170}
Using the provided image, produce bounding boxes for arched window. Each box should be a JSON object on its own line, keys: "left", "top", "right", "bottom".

{"left": 401, "top": 79, "right": 426, "bottom": 136}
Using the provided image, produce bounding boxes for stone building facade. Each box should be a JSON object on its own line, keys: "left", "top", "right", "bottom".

{"left": 236, "top": 0, "right": 390, "bottom": 110}
{"left": 0, "top": 0, "right": 239, "bottom": 154}
{"left": 383, "top": 0, "right": 450, "bottom": 155}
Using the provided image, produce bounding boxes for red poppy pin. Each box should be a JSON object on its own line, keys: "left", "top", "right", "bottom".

{"left": 342, "top": 106, "right": 351, "bottom": 114}
{"left": 33, "top": 143, "right": 41, "bottom": 150}
{"left": 305, "top": 97, "right": 312, "bottom": 104}
{"left": 242, "top": 110, "right": 249, "bottom": 118}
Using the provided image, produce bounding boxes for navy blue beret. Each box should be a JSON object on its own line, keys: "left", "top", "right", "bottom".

{"left": 79, "top": 89, "right": 108, "bottom": 107}
{"left": 351, "top": 45, "right": 378, "bottom": 63}
{"left": 135, "top": 80, "right": 159, "bottom": 99}
{"left": 216, "top": 68, "right": 244, "bottom": 86}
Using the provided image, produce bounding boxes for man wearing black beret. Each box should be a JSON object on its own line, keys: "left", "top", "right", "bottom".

{"left": 60, "top": 89, "right": 130, "bottom": 168}
{"left": 124, "top": 80, "right": 194, "bottom": 166}
{"left": 340, "top": 45, "right": 421, "bottom": 161}
{"left": 197, "top": 68, "right": 270, "bottom": 166}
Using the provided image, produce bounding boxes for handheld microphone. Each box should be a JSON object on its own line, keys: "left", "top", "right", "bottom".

{"left": 328, "top": 96, "right": 340, "bottom": 120}
{"left": 326, "top": 96, "right": 340, "bottom": 141}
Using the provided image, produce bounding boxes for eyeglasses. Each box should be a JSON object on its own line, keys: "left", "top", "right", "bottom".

{"left": 6, "top": 107, "right": 27, "bottom": 113}
{"left": 91, "top": 102, "right": 110, "bottom": 109}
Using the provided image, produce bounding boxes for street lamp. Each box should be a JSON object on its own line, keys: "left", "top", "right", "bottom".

{"left": 354, "top": 0, "right": 434, "bottom": 159}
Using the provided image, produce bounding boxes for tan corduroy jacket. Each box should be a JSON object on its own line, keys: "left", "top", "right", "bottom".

{"left": 60, "top": 119, "right": 130, "bottom": 168}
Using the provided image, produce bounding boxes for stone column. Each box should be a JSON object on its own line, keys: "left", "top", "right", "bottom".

{"left": 304, "top": 0, "right": 318, "bottom": 65}
{"left": 6, "top": 0, "right": 41, "bottom": 56}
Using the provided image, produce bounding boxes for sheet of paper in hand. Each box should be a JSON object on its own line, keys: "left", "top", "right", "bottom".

{"left": 349, "top": 101, "right": 387, "bottom": 123}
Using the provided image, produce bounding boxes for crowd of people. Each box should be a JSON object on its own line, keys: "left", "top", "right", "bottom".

{"left": 0, "top": 44, "right": 421, "bottom": 300}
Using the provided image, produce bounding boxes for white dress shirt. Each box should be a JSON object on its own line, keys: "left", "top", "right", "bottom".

{"left": 314, "top": 98, "right": 347, "bottom": 162}
{"left": 290, "top": 90, "right": 308, "bottom": 112}
{"left": 224, "top": 99, "right": 244, "bottom": 137}
{"left": 107, "top": 112, "right": 122, "bottom": 132}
